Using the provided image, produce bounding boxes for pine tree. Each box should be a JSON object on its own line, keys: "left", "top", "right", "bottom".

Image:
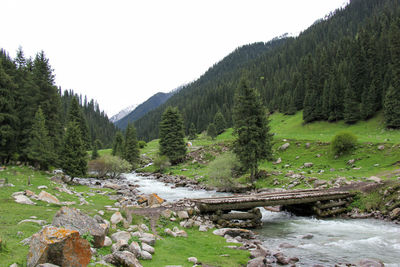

{"left": 343, "top": 84, "right": 360, "bottom": 124}
{"left": 25, "top": 107, "right": 55, "bottom": 169}
{"left": 233, "top": 77, "right": 272, "bottom": 181}
{"left": 384, "top": 85, "right": 400, "bottom": 128}
{"left": 112, "top": 131, "right": 125, "bottom": 157}
{"left": 124, "top": 123, "right": 140, "bottom": 168}
{"left": 188, "top": 123, "right": 197, "bottom": 140}
{"left": 67, "top": 96, "right": 90, "bottom": 149}
{"left": 91, "top": 139, "right": 100, "bottom": 160}
{"left": 61, "top": 122, "right": 87, "bottom": 178}
{"left": 213, "top": 111, "right": 226, "bottom": 135}
{"left": 159, "top": 106, "right": 186, "bottom": 164}
{"left": 0, "top": 59, "right": 18, "bottom": 163}
{"left": 207, "top": 123, "right": 217, "bottom": 140}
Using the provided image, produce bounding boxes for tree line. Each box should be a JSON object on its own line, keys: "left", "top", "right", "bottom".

{"left": 134, "top": 0, "right": 400, "bottom": 141}
{"left": 0, "top": 48, "right": 117, "bottom": 166}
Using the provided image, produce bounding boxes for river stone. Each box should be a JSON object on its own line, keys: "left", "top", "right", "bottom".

{"left": 279, "top": 242, "right": 295, "bottom": 248}
{"left": 250, "top": 245, "right": 270, "bottom": 259}
{"left": 273, "top": 252, "right": 290, "bottom": 265}
{"left": 27, "top": 226, "right": 91, "bottom": 267}
{"left": 247, "top": 256, "right": 267, "bottom": 267}
{"left": 280, "top": 143, "right": 290, "bottom": 150}
{"left": 148, "top": 193, "right": 164, "bottom": 206}
{"left": 111, "top": 239, "right": 129, "bottom": 253}
{"left": 213, "top": 228, "right": 254, "bottom": 239}
{"left": 103, "top": 182, "right": 121, "bottom": 190}
{"left": 164, "top": 228, "right": 177, "bottom": 237}
{"left": 141, "top": 243, "right": 155, "bottom": 254}
{"left": 113, "top": 251, "right": 143, "bottom": 267}
{"left": 357, "top": 259, "right": 384, "bottom": 267}
{"left": 129, "top": 241, "right": 141, "bottom": 257}
{"left": 140, "top": 250, "right": 152, "bottom": 260}
{"left": 390, "top": 208, "right": 400, "bottom": 219}
{"left": 161, "top": 209, "right": 173, "bottom": 218}
{"left": 38, "top": 191, "right": 60, "bottom": 205}
{"left": 111, "top": 231, "right": 131, "bottom": 243}
{"left": 110, "top": 211, "right": 124, "bottom": 225}
{"left": 14, "top": 194, "right": 35, "bottom": 205}
{"left": 177, "top": 210, "right": 189, "bottom": 219}
{"left": 52, "top": 207, "right": 106, "bottom": 248}
{"left": 301, "top": 234, "right": 314, "bottom": 239}
{"left": 104, "top": 236, "right": 112, "bottom": 246}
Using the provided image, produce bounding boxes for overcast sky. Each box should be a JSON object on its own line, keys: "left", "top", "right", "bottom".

{"left": 2, "top": 0, "right": 348, "bottom": 117}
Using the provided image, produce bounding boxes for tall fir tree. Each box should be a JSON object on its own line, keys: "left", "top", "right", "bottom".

{"left": 124, "top": 123, "right": 140, "bottom": 168}
{"left": 207, "top": 123, "right": 217, "bottom": 140}
{"left": 343, "top": 83, "right": 360, "bottom": 124}
{"left": 67, "top": 96, "right": 90, "bottom": 149}
{"left": 25, "top": 107, "right": 55, "bottom": 169}
{"left": 213, "top": 111, "right": 226, "bottom": 135}
{"left": 112, "top": 131, "right": 125, "bottom": 157}
{"left": 233, "top": 77, "right": 272, "bottom": 181}
{"left": 159, "top": 106, "right": 186, "bottom": 164}
{"left": 91, "top": 139, "right": 100, "bottom": 160}
{"left": 61, "top": 121, "right": 87, "bottom": 178}
{"left": 188, "top": 123, "right": 197, "bottom": 140}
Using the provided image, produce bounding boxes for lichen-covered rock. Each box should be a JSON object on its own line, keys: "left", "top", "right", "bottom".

{"left": 103, "top": 236, "right": 112, "bottom": 247}
{"left": 141, "top": 243, "right": 155, "bottom": 254}
{"left": 38, "top": 191, "right": 60, "bottom": 205}
{"left": 110, "top": 211, "right": 124, "bottom": 225}
{"left": 111, "top": 231, "right": 131, "bottom": 243}
{"left": 177, "top": 210, "right": 189, "bottom": 219}
{"left": 139, "top": 250, "right": 152, "bottom": 260}
{"left": 113, "top": 251, "right": 143, "bottom": 267}
{"left": 128, "top": 241, "right": 141, "bottom": 257}
{"left": 148, "top": 193, "right": 164, "bottom": 206}
{"left": 27, "top": 226, "right": 91, "bottom": 267}
{"left": 14, "top": 194, "right": 35, "bottom": 205}
{"left": 52, "top": 207, "right": 106, "bottom": 248}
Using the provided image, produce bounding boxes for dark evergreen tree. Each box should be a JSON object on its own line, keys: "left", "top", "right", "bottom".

{"left": 91, "top": 140, "right": 100, "bottom": 160}
{"left": 188, "top": 123, "right": 197, "bottom": 140}
{"left": 25, "top": 107, "right": 55, "bottom": 169}
{"left": 67, "top": 96, "right": 90, "bottom": 149}
{"left": 384, "top": 85, "right": 400, "bottom": 128}
{"left": 124, "top": 123, "right": 140, "bottom": 168}
{"left": 112, "top": 131, "right": 125, "bottom": 157}
{"left": 213, "top": 111, "right": 226, "bottom": 134}
{"left": 61, "top": 122, "right": 87, "bottom": 177}
{"left": 233, "top": 77, "right": 272, "bottom": 181}
{"left": 159, "top": 106, "right": 186, "bottom": 164}
{"left": 343, "top": 83, "right": 360, "bottom": 124}
{"left": 207, "top": 123, "right": 217, "bottom": 140}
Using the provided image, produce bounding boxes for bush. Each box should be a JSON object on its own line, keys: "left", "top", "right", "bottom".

{"left": 208, "top": 152, "right": 238, "bottom": 191}
{"left": 331, "top": 131, "right": 357, "bottom": 156}
{"left": 153, "top": 155, "right": 171, "bottom": 173}
{"left": 138, "top": 141, "right": 147, "bottom": 149}
{"left": 88, "top": 155, "right": 131, "bottom": 179}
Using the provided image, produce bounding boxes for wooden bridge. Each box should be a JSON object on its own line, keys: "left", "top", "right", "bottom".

{"left": 191, "top": 188, "right": 355, "bottom": 228}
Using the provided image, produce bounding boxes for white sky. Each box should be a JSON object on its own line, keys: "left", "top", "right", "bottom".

{"left": 2, "top": 0, "right": 347, "bottom": 117}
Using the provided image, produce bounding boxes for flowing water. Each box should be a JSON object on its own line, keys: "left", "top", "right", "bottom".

{"left": 126, "top": 173, "right": 400, "bottom": 266}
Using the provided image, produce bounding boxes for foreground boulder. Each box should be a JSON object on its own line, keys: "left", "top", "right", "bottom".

{"left": 113, "top": 251, "right": 143, "bottom": 267}
{"left": 52, "top": 207, "right": 106, "bottom": 248}
{"left": 27, "top": 226, "right": 91, "bottom": 267}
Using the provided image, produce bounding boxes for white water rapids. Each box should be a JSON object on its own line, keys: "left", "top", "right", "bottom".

{"left": 126, "top": 173, "right": 400, "bottom": 266}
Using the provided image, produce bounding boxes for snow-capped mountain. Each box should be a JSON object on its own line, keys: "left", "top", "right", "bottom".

{"left": 110, "top": 104, "right": 137, "bottom": 123}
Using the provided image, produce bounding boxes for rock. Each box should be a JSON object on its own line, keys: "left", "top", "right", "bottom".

{"left": 139, "top": 234, "right": 156, "bottom": 246}
{"left": 198, "top": 225, "right": 208, "bottom": 232}
{"left": 303, "top": 162, "right": 313, "bottom": 168}
{"left": 213, "top": 228, "right": 254, "bottom": 239}
{"left": 347, "top": 159, "right": 356, "bottom": 165}
{"left": 161, "top": 209, "right": 173, "bottom": 218}
{"left": 110, "top": 211, "right": 124, "bottom": 226}
{"left": 38, "top": 191, "right": 60, "bottom": 205}
{"left": 164, "top": 228, "right": 177, "bottom": 237}
{"left": 14, "top": 194, "right": 35, "bottom": 205}
{"left": 377, "top": 145, "right": 385, "bottom": 150}
{"left": 188, "top": 257, "right": 198, "bottom": 264}
{"left": 175, "top": 229, "right": 188, "bottom": 237}
{"left": 273, "top": 252, "right": 289, "bottom": 265}
{"left": 128, "top": 241, "right": 141, "bottom": 257}
{"left": 18, "top": 219, "right": 47, "bottom": 226}
{"left": 113, "top": 251, "right": 143, "bottom": 267}
{"left": 141, "top": 243, "right": 155, "bottom": 254}
{"left": 357, "top": 259, "right": 384, "bottom": 267}
{"left": 148, "top": 193, "right": 164, "bottom": 206}
{"left": 98, "top": 210, "right": 105, "bottom": 216}
{"left": 103, "top": 182, "right": 121, "bottom": 190}
{"left": 9, "top": 264, "right": 19, "bottom": 267}
{"left": 37, "top": 185, "right": 48, "bottom": 190}
{"left": 111, "top": 231, "right": 131, "bottom": 243}
{"left": 52, "top": 207, "right": 106, "bottom": 248}
{"left": 390, "top": 208, "right": 400, "bottom": 219}
{"left": 104, "top": 236, "right": 112, "bottom": 246}
{"left": 25, "top": 190, "right": 37, "bottom": 197}
{"left": 250, "top": 245, "right": 270, "bottom": 259}
{"left": 274, "top": 157, "right": 282, "bottom": 164}
{"left": 279, "top": 242, "right": 295, "bottom": 248}
{"left": 280, "top": 143, "right": 290, "bottom": 150}
{"left": 103, "top": 254, "right": 119, "bottom": 265}
{"left": 313, "top": 179, "right": 327, "bottom": 187}
{"left": 111, "top": 239, "right": 129, "bottom": 253}
{"left": 301, "top": 234, "right": 314, "bottom": 239}
{"left": 247, "top": 257, "right": 266, "bottom": 267}
{"left": 27, "top": 226, "right": 91, "bottom": 267}
{"left": 367, "top": 176, "right": 382, "bottom": 183}
{"left": 38, "top": 264, "right": 60, "bottom": 267}
{"left": 140, "top": 224, "right": 149, "bottom": 232}
{"left": 177, "top": 210, "right": 189, "bottom": 219}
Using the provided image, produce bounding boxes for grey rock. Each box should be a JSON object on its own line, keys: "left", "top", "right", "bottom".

{"left": 111, "top": 231, "right": 131, "bottom": 243}
{"left": 110, "top": 211, "right": 124, "bottom": 225}
{"left": 279, "top": 242, "right": 295, "bottom": 248}
{"left": 280, "top": 143, "right": 290, "bottom": 150}
{"left": 303, "top": 162, "right": 313, "bottom": 168}
{"left": 113, "top": 251, "right": 143, "bottom": 267}
{"left": 247, "top": 256, "right": 266, "bottom": 267}
{"left": 14, "top": 194, "right": 35, "bottom": 205}
{"left": 177, "top": 210, "right": 189, "bottom": 219}
{"left": 128, "top": 241, "right": 141, "bottom": 257}
{"left": 18, "top": 219, "right": 47, "bottom": 226}
{"left": 38, "top": 264, "right": 60, "bottom": 267}
{"left": 104, "top": 236, "right": 112, "bottom": 247}
{"left": 187, "top": 257, "right": 198, "bottom": 264}
{"left": 111, "top": 239, "right": 129, "bottom": 253}
{"left": 141, "top": 243, "right": 155, "bottom": 254}
{"left": 357, "top": 259, "right": 384, "bottom": 267}
{"left": 140, "top": 250, "right": 152, "bottom": 260}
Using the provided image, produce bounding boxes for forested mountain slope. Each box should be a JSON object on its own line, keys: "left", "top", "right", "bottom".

{"left": 135, "top": 0, "right": 400, "bottom": 141}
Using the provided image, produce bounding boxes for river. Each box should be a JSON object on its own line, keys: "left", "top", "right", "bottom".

{"left": 126, "top": 173, "right": 400, "bottom": 266}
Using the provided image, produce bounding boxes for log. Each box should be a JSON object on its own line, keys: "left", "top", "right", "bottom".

{"left": 314, "top": 207, "right": 347, "bottom": 217}
{"left": 220, "top": 211, "right": 262, "bottom": 221}
{"left": 316, "top": 200, "right": 348, "bottom": 210}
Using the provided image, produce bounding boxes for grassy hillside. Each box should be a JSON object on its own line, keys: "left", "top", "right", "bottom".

{"left": 140, "top": 112, "right": 400, "bottom": 189}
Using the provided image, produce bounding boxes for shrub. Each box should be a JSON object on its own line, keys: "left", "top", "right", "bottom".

{"left": 88, "top": 155, "right": 131, "bottom": 179}
{"left": 208, "top": 152, "right": 238, "bottom": 191}
{"left": 153, "top": 155, "right": 171, "bottom": 173}
{"left": 331, "top": 131, "right": 357, "bottom": 156}
{"left": 138, "top": 141, "right": 147, "bottom": 149}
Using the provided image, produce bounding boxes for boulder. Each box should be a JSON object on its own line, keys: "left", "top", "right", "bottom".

{"left": 141, "top": 243, "right": 155, "bottom": 254}
{"left": 280, "top": 143, "right": 290, "bottom": 150}
{"left": 187, "top": 257, "right": 198, "bottom": 264}
{"left": 103, "top": 182, "right": 121, "bottom": 190}
{"left": 27, "top": 226, "right": 91, "bottom": 267}
{"left": 38, "top": 191, "right": 60, "bottom": 205}
{"left": 111, "top": 239, "right": 129, "bottom": 253}
{"left": 279, "top": 242, "right": 295, "bottom": 248}
{"left": 273, "top": 252, "right": 290, "bottom": 265}
{"left": 177, "top": 210, "right": 189, "bottom": 219}
{"left": 113, "top": 251, "right": 143, "bottom": 267}
{"left": 247, "top": 257, "right": 266, "bottom": 267}
{"left": 161, "top": 209, "right": 173, "bottom": 218}
{"left": 367, "top": 176, "right": 382, "bottom": 183}
{"left": 103, "top": 236, "right": 112, "bottom": 247}
{"left": 213, "top": 228, "right": 254, "bottom": 239}
{"left": 110, "top": 211, "right": 124, "bottom": 226}
{"left": 139, "top": 234, "right": 156, "bottom": 246}
{"left": 148, "top": 193, "right": 164, "bottom": 206}
{"left": 18, "top": 219, "right": 47, "bottom": 226}
{"left": 303, "top": 162, "right": 313, "bottom": 168}
{"left": 111, "top": 231, "right": 131, "bottom": 243}
{"left": 390, "top": 208, "right": 400, "bottom": 220}
{"left": 128, "top": 241, "right": 141, "bottom": 257}
{"left": 357, "top": 259, "right": 384, "bottom": 267}
{"left": 140, "top": 250, "right": 152, "bottom": 260}
{"left": 52, "top": 207, "right": 106, "bottom": 248}
{"left": 14, "top": 194, "right": 35, "bottom": 205}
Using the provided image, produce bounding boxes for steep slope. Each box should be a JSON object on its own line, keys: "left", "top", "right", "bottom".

{"left": 115, "top": 91, "right": 174, "bottom": 130}
{"left": 110, "top": 104, "right": 138, "bottom": 123}
{"left": 135, "top": 0, "right": 400, "bottom": 141}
